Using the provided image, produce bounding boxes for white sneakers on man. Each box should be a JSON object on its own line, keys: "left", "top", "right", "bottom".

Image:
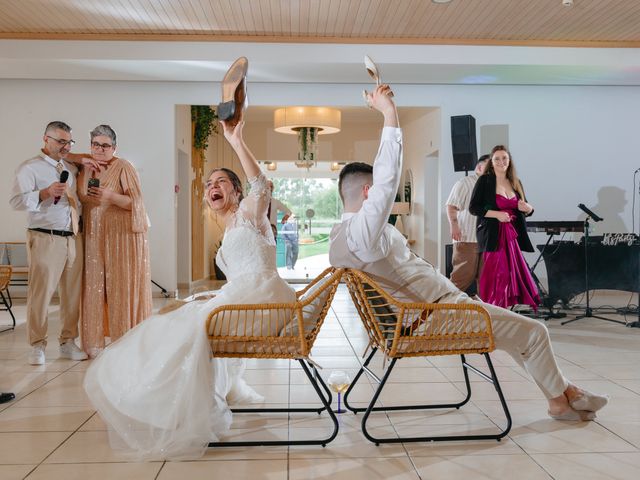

{"left": 29, "top": 341, "right": 88, "bottom": 365}
{"left": 59, "top": 341, "right": 89, "bottom": 361}
{"left": 28, "top": 344, "right": 46, "bottom": 365}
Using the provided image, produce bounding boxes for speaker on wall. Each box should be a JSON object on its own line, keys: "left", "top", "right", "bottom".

{"left": 451, "top": 115, "right": 478, "bottom": 172}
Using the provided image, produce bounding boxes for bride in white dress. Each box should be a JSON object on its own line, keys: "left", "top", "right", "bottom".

{"left": 83, "top": 119, "right": 296, "bottom": 460}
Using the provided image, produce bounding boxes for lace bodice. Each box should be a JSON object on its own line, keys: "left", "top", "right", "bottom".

{"left": 216, "top": 173, "right": 277, "bottom": 280}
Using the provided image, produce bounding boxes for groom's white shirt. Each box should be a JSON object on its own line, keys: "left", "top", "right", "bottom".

{"left": 329, "top": 127, "right": 459, "bottom": 304}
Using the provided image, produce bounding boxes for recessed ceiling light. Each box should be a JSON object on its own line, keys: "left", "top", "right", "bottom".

{"left": 432, "top": 0, "right": 452, "bottom": 3}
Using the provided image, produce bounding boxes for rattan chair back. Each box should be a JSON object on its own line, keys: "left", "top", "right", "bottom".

{"left": 344, "top": 269, "right": 495, "bottom": 358}
{"left": 0, "top": 266, "right": 11, "bottom": 291}
{"left": 207, "top": 267, "right": 343, "bottom": 359}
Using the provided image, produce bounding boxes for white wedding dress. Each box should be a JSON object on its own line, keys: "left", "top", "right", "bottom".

{"left": 83, "top": 174, "right": 295, "bottom": 460}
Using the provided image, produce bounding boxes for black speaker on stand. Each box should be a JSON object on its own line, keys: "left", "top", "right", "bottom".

{"left": 451, "top": 115, "right": 478, "bottom": 176}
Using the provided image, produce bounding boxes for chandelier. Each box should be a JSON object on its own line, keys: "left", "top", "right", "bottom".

{"left": 274, "top": 107, "right": 341, "bottom": 169}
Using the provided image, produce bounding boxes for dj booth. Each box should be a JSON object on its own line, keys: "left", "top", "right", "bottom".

{"left": 526, "top": 221, "right": 639, "bottom": 307}
{"left": 536, "top": 240, "right": 639, "bottom": 308}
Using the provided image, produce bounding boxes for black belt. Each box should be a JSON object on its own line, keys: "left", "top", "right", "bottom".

{"left": 29, "top": 228, "right": 74, "bottom": 237}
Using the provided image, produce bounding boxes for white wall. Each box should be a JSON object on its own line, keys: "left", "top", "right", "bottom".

{"left": 3, "top": 79, "right": 638, "bottom": 288}
{"left": 175, "top": 104, "right": 192, "bottom": 287}
{"left": 401, "top": 109, "right": 440, "bottom": 263}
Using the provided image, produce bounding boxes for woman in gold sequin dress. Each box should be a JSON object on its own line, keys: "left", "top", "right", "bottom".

{"left": 76, "top": 125, "right": 152, "bottom": 358}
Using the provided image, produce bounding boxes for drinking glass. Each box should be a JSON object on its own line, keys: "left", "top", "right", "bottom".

{"left": 327, "top": 370, "right": 351, "bottom": 413}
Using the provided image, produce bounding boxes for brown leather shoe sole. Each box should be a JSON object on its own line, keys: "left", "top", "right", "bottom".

{"left": 218, "top": 56, "right": 248, "bottom": 128}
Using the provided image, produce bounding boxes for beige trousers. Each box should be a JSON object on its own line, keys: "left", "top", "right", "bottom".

{"left": 440, "top": 290, "right": 569, "bottom": 399}
{"left": 26, "top": 230, "right": 83, "bottom": 347}
{"left": 450, "top": 242, "right": 482, "bottom": 292}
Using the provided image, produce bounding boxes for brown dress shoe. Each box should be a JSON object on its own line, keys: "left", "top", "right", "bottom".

{"left": 217, "top": 57, "right": 249, "bottom": 128}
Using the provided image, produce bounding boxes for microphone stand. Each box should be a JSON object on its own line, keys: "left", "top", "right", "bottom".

{"left": 562, "top": 215, "right": 624, "bottom": 326}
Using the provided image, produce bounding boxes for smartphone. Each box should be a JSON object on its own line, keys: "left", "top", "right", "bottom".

{"left": 88, "top": 178, "right": 100, "bottom": 188}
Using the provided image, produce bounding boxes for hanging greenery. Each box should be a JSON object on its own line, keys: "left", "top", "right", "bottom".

{"left": 298, "top": 126, "right": 317, "bottom": 161}
{"left": 191, "top": 105, "right": 218, "bottom": 151}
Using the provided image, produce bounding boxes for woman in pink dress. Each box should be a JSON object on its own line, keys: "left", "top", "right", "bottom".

{"left": 469, "top": 145, "right": 540, "bottom": 310}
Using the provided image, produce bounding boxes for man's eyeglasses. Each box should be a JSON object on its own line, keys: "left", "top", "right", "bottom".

{"left": 91, "top": 141, "right": 114, "bottom": 150}
{"left": 46, "top": 135, "right": 75, "bottom": 147}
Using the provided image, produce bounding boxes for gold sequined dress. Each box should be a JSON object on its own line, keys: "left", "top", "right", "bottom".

{"left": 78, "top": 157, "right": 152, "bottom": 357}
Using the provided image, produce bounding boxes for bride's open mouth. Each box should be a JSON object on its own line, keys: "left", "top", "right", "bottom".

{"left": 209, "top": 192, "right": 224, "bottom": 206}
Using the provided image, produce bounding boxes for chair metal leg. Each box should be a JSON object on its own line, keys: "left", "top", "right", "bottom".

{"left": 458, "top": 353, "right": 472, "bottom": 408}
{"left": 0, "top": 290, "right": 15, "bottom": 333}
{"left": 209, "top": 359, "right": 339, "bottom": 447}
{"left": 346, "top": 351, "right": 473, "bottom": 414}
{"left": 344, "top": 346, "right": 378, "bottom": 413}
{"left": 357, "top": 353, "right": 512, "bottom": 445}
{"left": 482, "top": 352, "right": 512, "bottom": 439}
{"left": 309, "top": 360, "right": 333, "bottom": 406}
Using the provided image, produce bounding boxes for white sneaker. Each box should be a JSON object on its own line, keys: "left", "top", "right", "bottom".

{"left": 28, "top": 345, "right": 46, "bottom": 365}
{"left": 59, "top": 341, "right": 88, "bottom": 361}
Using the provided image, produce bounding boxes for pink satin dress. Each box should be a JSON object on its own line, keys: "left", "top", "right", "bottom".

{"left": 479, "top": 194, "right": 540, "bottom": 311}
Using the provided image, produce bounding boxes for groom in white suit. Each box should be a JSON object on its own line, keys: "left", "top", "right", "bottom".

{"left": 329, "top": 84, "right": 607, "bottom": 421}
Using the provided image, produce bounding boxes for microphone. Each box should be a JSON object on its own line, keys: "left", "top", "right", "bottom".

{"left": 54, "top": 170, "right": 69, "bottom": 205}
{"left": 578, "top": 203, "right": 603, "bottom": 222}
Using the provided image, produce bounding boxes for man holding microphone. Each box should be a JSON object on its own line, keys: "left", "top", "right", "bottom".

{"left": 10, "top": 121, "right": 89, "bottom": 365}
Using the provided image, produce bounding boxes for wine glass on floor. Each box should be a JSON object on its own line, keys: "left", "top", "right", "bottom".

{"left": 327, "top": 370, "right": 351, "bottom": 414}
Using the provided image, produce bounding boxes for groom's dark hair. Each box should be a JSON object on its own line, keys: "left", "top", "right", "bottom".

{"left": 338, "top": 162, "right": 373, "bottom": 203}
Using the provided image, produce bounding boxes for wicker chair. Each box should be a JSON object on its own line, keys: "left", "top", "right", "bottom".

{"left": 206, "top": 266, "right": 343, "bottom": 448}
{"left": 0, "top": 243, "right": 28, "bottom": 287}
{"left": 342, "top": 269, "right": 511, "bottom": 445}
{"left": 0, "top": 265, "right": 16, "bottom": 333}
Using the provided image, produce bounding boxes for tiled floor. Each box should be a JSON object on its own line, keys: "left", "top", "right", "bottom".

{"left": 1, "top": 288, "right": 640, "bottom": 479}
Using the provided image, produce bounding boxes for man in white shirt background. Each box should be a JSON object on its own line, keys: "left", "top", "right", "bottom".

{"left": 446, "top": 154, "right": 489, "bottom": 293}
{"left": 10, "top": 121, "right": 89, "bottom": 365}
{"left": 329, "top": 84, "right": 608, "bottom": 421}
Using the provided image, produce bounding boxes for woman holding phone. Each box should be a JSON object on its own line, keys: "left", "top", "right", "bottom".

{"left": 74, "top": 124, "right": 152, "bottom": 357}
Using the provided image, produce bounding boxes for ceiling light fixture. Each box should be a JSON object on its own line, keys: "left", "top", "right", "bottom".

{"left": 562, "top": 0, "right": 573, "bottom": 6}
{"left": 274, "top": 107, "right": 341, "bottom": 169}
{"left": 431, "top": 0, "right": 452, "bottom": 4}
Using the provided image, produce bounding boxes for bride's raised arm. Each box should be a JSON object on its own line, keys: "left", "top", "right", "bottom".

{"left": 220, "top": 120, "right": 271, "bottom": 232}
{"left": 220, "top": 120, "right": 260, "bottom": 180}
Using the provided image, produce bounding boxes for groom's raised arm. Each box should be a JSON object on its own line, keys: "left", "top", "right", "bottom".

{"left": 346, "top": 90, "right": 403, "bottom": 261}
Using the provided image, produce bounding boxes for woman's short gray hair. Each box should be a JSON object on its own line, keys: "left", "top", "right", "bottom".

{"left": 90, "top": 124, "right": 117, "bottom": 145}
